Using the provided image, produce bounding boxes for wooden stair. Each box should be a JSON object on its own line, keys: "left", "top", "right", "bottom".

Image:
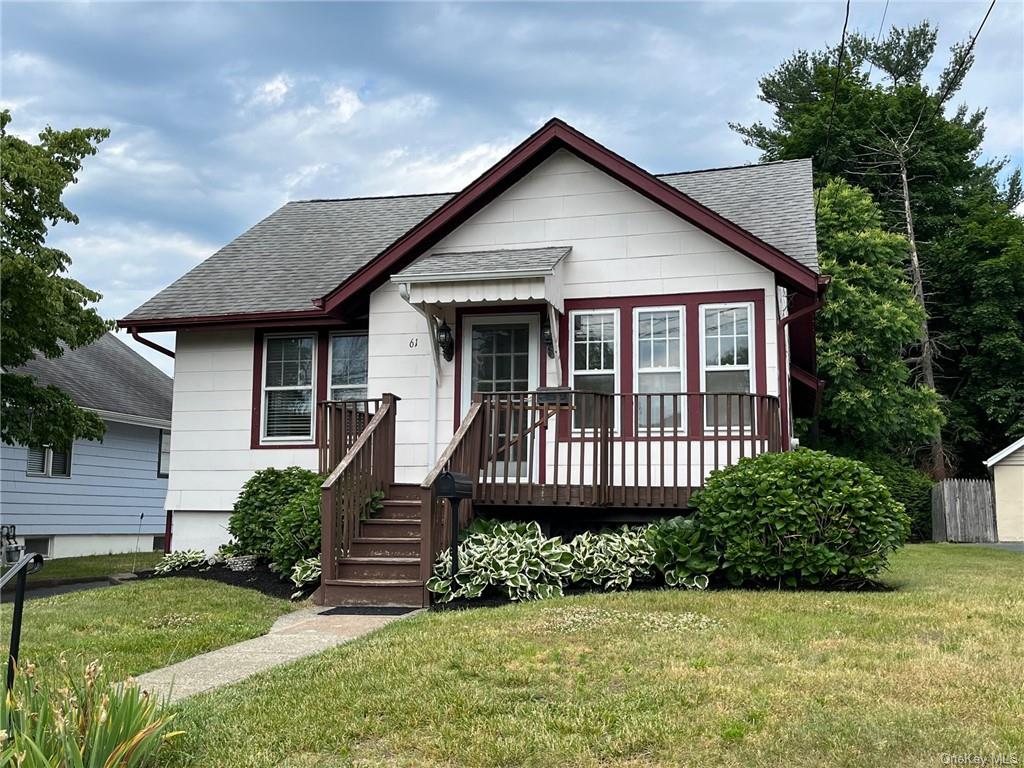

{"left": 319, "top": 484, "right": 426, "bottom": 607}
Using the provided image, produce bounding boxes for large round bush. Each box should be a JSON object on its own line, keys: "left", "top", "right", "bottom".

{"left": 269, "top": 475, "right": 323, "bottom": 575}
{"left": 694, "top": 449, "right": 909, "bottom": 586}
{"left": 854, "top": 452, "right": 933, "bottom": 541}
{"left": 228, "top": 467, "right": 320, "bottom": 559}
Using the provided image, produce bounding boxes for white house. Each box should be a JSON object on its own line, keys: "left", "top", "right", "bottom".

{"left": 120, "top": 119, "right": 827, "bottom": 605}
{"left": 985, "top": 437, "right": 1024, "bottom": 542}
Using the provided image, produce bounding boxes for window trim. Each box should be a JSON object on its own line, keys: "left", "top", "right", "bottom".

{"left": 26, "top": 445, "right": 73, "bottom": 479}
{"left": 327, "top": 331, "right": 369, "bottom": 403}
{"left": 260, "top": 332, "right": 318, "bottom": 445}
{"left": 699, "top": 301, "right": 756, "bottom": 432}
{"left": 568, "top": 308, "right": 620, "bottom": 434}
{"left": 632, "top": 305, "right": 686, "bottom": 434}
{"left": 157, "top": 429, "right": 171, "bottom": 478}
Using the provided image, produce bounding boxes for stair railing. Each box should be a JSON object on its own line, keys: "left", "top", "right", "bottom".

{"left": 321, "top": 393, "right": 398, "bottom": 582}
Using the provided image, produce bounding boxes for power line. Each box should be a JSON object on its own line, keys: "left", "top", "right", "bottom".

{"left": 815, "top": 0, "right": 852, "bottom": 217}
{"left": 865, "top": 0, "right": 890, "bottom": 80}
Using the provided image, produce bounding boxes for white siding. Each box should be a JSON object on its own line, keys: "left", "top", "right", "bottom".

{"left": 168, "top": 330, "right": 317, "bottom": 512}
{"left": 375, "top": 149, "right": 781, "bottom": 481}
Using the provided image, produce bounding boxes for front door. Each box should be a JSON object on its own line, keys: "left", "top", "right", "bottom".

{"left": 461, "top": 314, "right": 541, "bottom": 479}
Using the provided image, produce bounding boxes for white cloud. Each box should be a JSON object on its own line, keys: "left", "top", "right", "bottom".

{"left": 326, "top": 85, "right": 363, "bottom": 122}
{"left": 250, "top": 74, "right": 292, "bottom": 107}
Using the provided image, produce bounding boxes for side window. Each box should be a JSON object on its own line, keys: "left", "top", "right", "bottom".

{"left": 329, "top": 334, "right": 369, "bottom": 402}
{"left": 158, "top": 430, "right": 171, "bottom": 478}
{"left": 262, "top": 334, "right": 316, "bottom": 441}
{"left": 701, "top": 304, "right": 754, "bottom": 428}
{"left": 569, "top": 310, "right": 618, "bottom": 430}
{"left": 26, "top": 445, "right": 72, "bottom": 478}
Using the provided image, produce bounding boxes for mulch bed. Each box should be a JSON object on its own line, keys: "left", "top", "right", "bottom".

{"left": 142, "top": 562, "right": 315, "bottom": 601}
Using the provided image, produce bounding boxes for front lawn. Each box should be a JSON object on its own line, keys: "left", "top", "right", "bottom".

{"left": 27, "top": 550, "right": 164, "bottom": 582}
{"left": 1, "top": 578, "right": 295, "bottom": 678}
{"left": 166, "top": 544, "right": 1024, "bottom": 767}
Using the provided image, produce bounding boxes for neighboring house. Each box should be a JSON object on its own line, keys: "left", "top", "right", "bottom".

{"left": 119, "top": 118, "right": 827, "bottom": 605}
{"left": 1, "top": 333, "right": 173, "bottom": 558}
{"left": 985, "top": 437, "right": 1024, "bottom": 542}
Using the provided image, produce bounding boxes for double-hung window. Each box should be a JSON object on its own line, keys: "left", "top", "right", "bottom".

{"left": 570, "top": 310, "right": 618, "bottom": 430}
{"left": 262, "top": 334, "right": 316, "bottom": 441}
{"left": 26, "top": 445, "right": 72, "bottom": 478}
{"left": 157, "top": 430, "right": 171, "bottom": 477}
{"left": 701, "top": 303, "right": 754, "bottom": 429}
{"left": 634, "top": 307, "right": 684, "bottom": 430}
{"left": 329, "top": 334, "right": 368, "bottom": 402}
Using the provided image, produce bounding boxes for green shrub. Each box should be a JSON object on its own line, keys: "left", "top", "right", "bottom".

{"left": 426, "top": 521, "right": 573, "bottom": 602}
{"left": 268, "top": 473, "right": 323, "bottom": 575}
{"left": 2, "top": 657, "right": 181, "bottom": 766}
{"left": 154, "top": 549, "right": 207, "bottom": 574}
{"left": 289, "top": 556, "right": 322, "bottom": 599}
{"left": 646, "top": 516, "right": 716, "bottom": 588}
{"left": 855, "top": 453, "right": 934, "bottom": 541}
{"left": 694, "top": 449, "right": 909, "bottom": 587}
{"left": 567, "top": 526, "right": 655, "bottom": 591}
{"left": 229, "top": 467, "right": 320, "bottom": 559}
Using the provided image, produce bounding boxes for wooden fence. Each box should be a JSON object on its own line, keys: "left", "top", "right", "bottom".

{"left": 932, "top": 478, "right": 997, "bottom": 543}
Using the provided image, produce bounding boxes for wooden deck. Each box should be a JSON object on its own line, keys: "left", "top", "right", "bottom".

{"left": 316, "top": 390, "right": 782, "bottom": 607}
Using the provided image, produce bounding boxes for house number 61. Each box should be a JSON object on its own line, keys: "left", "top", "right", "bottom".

{"left": 408, "top": 337, "right": 419, "bottom": 348}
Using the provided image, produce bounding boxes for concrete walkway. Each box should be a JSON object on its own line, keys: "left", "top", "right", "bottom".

{"left": 136, "top": 606, "right": 419, "bottom": 703}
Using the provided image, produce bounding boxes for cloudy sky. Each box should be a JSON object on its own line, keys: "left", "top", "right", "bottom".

{"left": 4, "top": 1, "right": 1022, "bottom": 375}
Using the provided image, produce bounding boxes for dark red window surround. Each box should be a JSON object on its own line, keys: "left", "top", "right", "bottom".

{"left": 250, "top": 327, "right": 346, "bottom": 450}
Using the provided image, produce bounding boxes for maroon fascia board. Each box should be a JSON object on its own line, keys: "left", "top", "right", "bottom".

{"left": 319, "top": 118, "right": 820, "bottom": 314}
{"left": 117, "top": 309, "right": 342, "bottom": 333}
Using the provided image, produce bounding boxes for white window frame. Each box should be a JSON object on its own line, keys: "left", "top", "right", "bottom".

{"left": 26, "top": 445, "right": 72, "bottom": 479}
{"left": 632, "top": 305, "right": 686, "bottom": 434}
{"left": 327, "top": 332, "right": 369, "bottom": 402}
{"left": 157, "top": 429, "right": 171, "bottom": 478}
{"left": 568, "top": 308, "right": 620, "bottom": 434}
{"left": 261, "top": 332, "right": 317, "bottom": 444}
{"left": 699, "top": 302, "right": 756, "bottom": 432}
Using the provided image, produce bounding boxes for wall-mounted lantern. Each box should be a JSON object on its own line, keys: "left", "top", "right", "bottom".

{"left": 437, "top": 319, "right": 455, "bottom": 362}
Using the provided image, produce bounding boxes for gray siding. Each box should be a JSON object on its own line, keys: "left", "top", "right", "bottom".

{"left": 1, "top": 420, "right": 167, "bottom": 536}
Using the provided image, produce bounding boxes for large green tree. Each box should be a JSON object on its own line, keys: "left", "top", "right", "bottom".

{"left": 732, "top": 22, "right": 1022, "bottom": 474}
{"left": 813, "top": 179, "right": 942, "bottom": 452}
{"left": 1, "top": 110, "right": 112, "bottom": 449}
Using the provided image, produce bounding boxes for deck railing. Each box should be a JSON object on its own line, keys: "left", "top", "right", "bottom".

{"left": 320, "top": 394, "right": 397, "bottom": 578}
{"left": 317, "top": 398, "right": 384, "bottom": 475}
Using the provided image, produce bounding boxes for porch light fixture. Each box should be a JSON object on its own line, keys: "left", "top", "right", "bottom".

{"left": 437, "top": 319, "right": 454, "bottom": 362}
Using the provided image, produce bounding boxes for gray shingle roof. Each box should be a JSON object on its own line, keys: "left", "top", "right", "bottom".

{"left": 11, "top": 333, "right": 173, "bottom": 423}
{"left": 124, "top": 158, "right": 816, "bottom": 322}
{"left": 395, "top": 246, "right": 571, "bottom": 281}
{"left": 657, "top": 158, "right": 818, "bottom": 272}
{"left": 123, "top": 193, "right": 453, "bottom": 321}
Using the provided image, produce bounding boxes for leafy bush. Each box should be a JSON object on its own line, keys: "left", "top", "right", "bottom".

{"left": 1, "top": 658, "right": 181, "bottom": 766}
{"left": 694, "top": 449, "right": 910, "bottom": 587}
{"left": 426, "top": 521, "right": 573, "bottom": 602}
{"left": 289, "top": 556, "right": 321, "bottom": 599}
{"left": 567, "top": 526, "right": 655, "bottom": 591}
{"left": 459, "top": 517, "right": 532, "bottom": 541}
{"left": 154, "top": 549, "right": 207, "bottom": 574}
{"left": 645, "top": 516, "right": 716, "bottom": 589}
{"left": 855, "top": 452, "right": 934, "bottom": 541}
{"left": 229, "top": 467, "right": 320, "bottom": 559}
{"left": 269, "top": 473, "right": 323, "bottom": 575}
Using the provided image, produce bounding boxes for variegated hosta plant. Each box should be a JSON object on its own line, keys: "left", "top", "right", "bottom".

{"left": 567, "top": 526, "right": 656, "bottom": 591}
{"left": 426, "top": 521, "right": 573, "bottom": 602}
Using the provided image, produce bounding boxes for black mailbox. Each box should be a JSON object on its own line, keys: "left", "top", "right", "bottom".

{"left": 434, "top": 470, "right": 473, "bottom": 579}
{"left": 535, "top": 387, "right": 573, "bottom": 406}
{"left": 435, "top": 470, "right": 472, "bottom": 500}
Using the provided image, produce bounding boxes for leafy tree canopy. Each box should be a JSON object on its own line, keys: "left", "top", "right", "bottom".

{"left": 1, "top": 109, "right": 112, "bottom": 449}
{"left": 812, "top": 179, "right": 942, "bottom": 452}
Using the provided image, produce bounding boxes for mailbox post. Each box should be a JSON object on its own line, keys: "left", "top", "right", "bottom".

{"left": 434, "top": 470, "right": 473, "bottom": 578}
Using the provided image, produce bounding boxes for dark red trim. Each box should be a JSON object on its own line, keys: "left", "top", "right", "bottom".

{"left": 130, "top": 329, "right": 175, "bottom": 358}
{"left": 118, "top": 308, "right": 339, "bottom": 333}
{"left": 320, "top": 118, "right": 819, "bottom": 314}
{"left": 558, "top": 290, "right": 769, "bottom": 440}
{"left": 249, "top": 327, "right": 354, "bottom": 450}
{"left": 163, "top": 510, "right": 173, "bottom": 554}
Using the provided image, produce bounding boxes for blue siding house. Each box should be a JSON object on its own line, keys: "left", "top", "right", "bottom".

{"left": 1, "top": 333, "right": 173, "bottom": 558}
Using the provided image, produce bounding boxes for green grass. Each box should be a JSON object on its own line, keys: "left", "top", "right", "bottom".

{"left": 26, "top": 551, "right": 164, "bottom": 581}
{"left": 1, "top": 578, "right": 295, "bottom": 678}
{"left": 166, "top": 545, "right": 1024, "bottom": 767}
